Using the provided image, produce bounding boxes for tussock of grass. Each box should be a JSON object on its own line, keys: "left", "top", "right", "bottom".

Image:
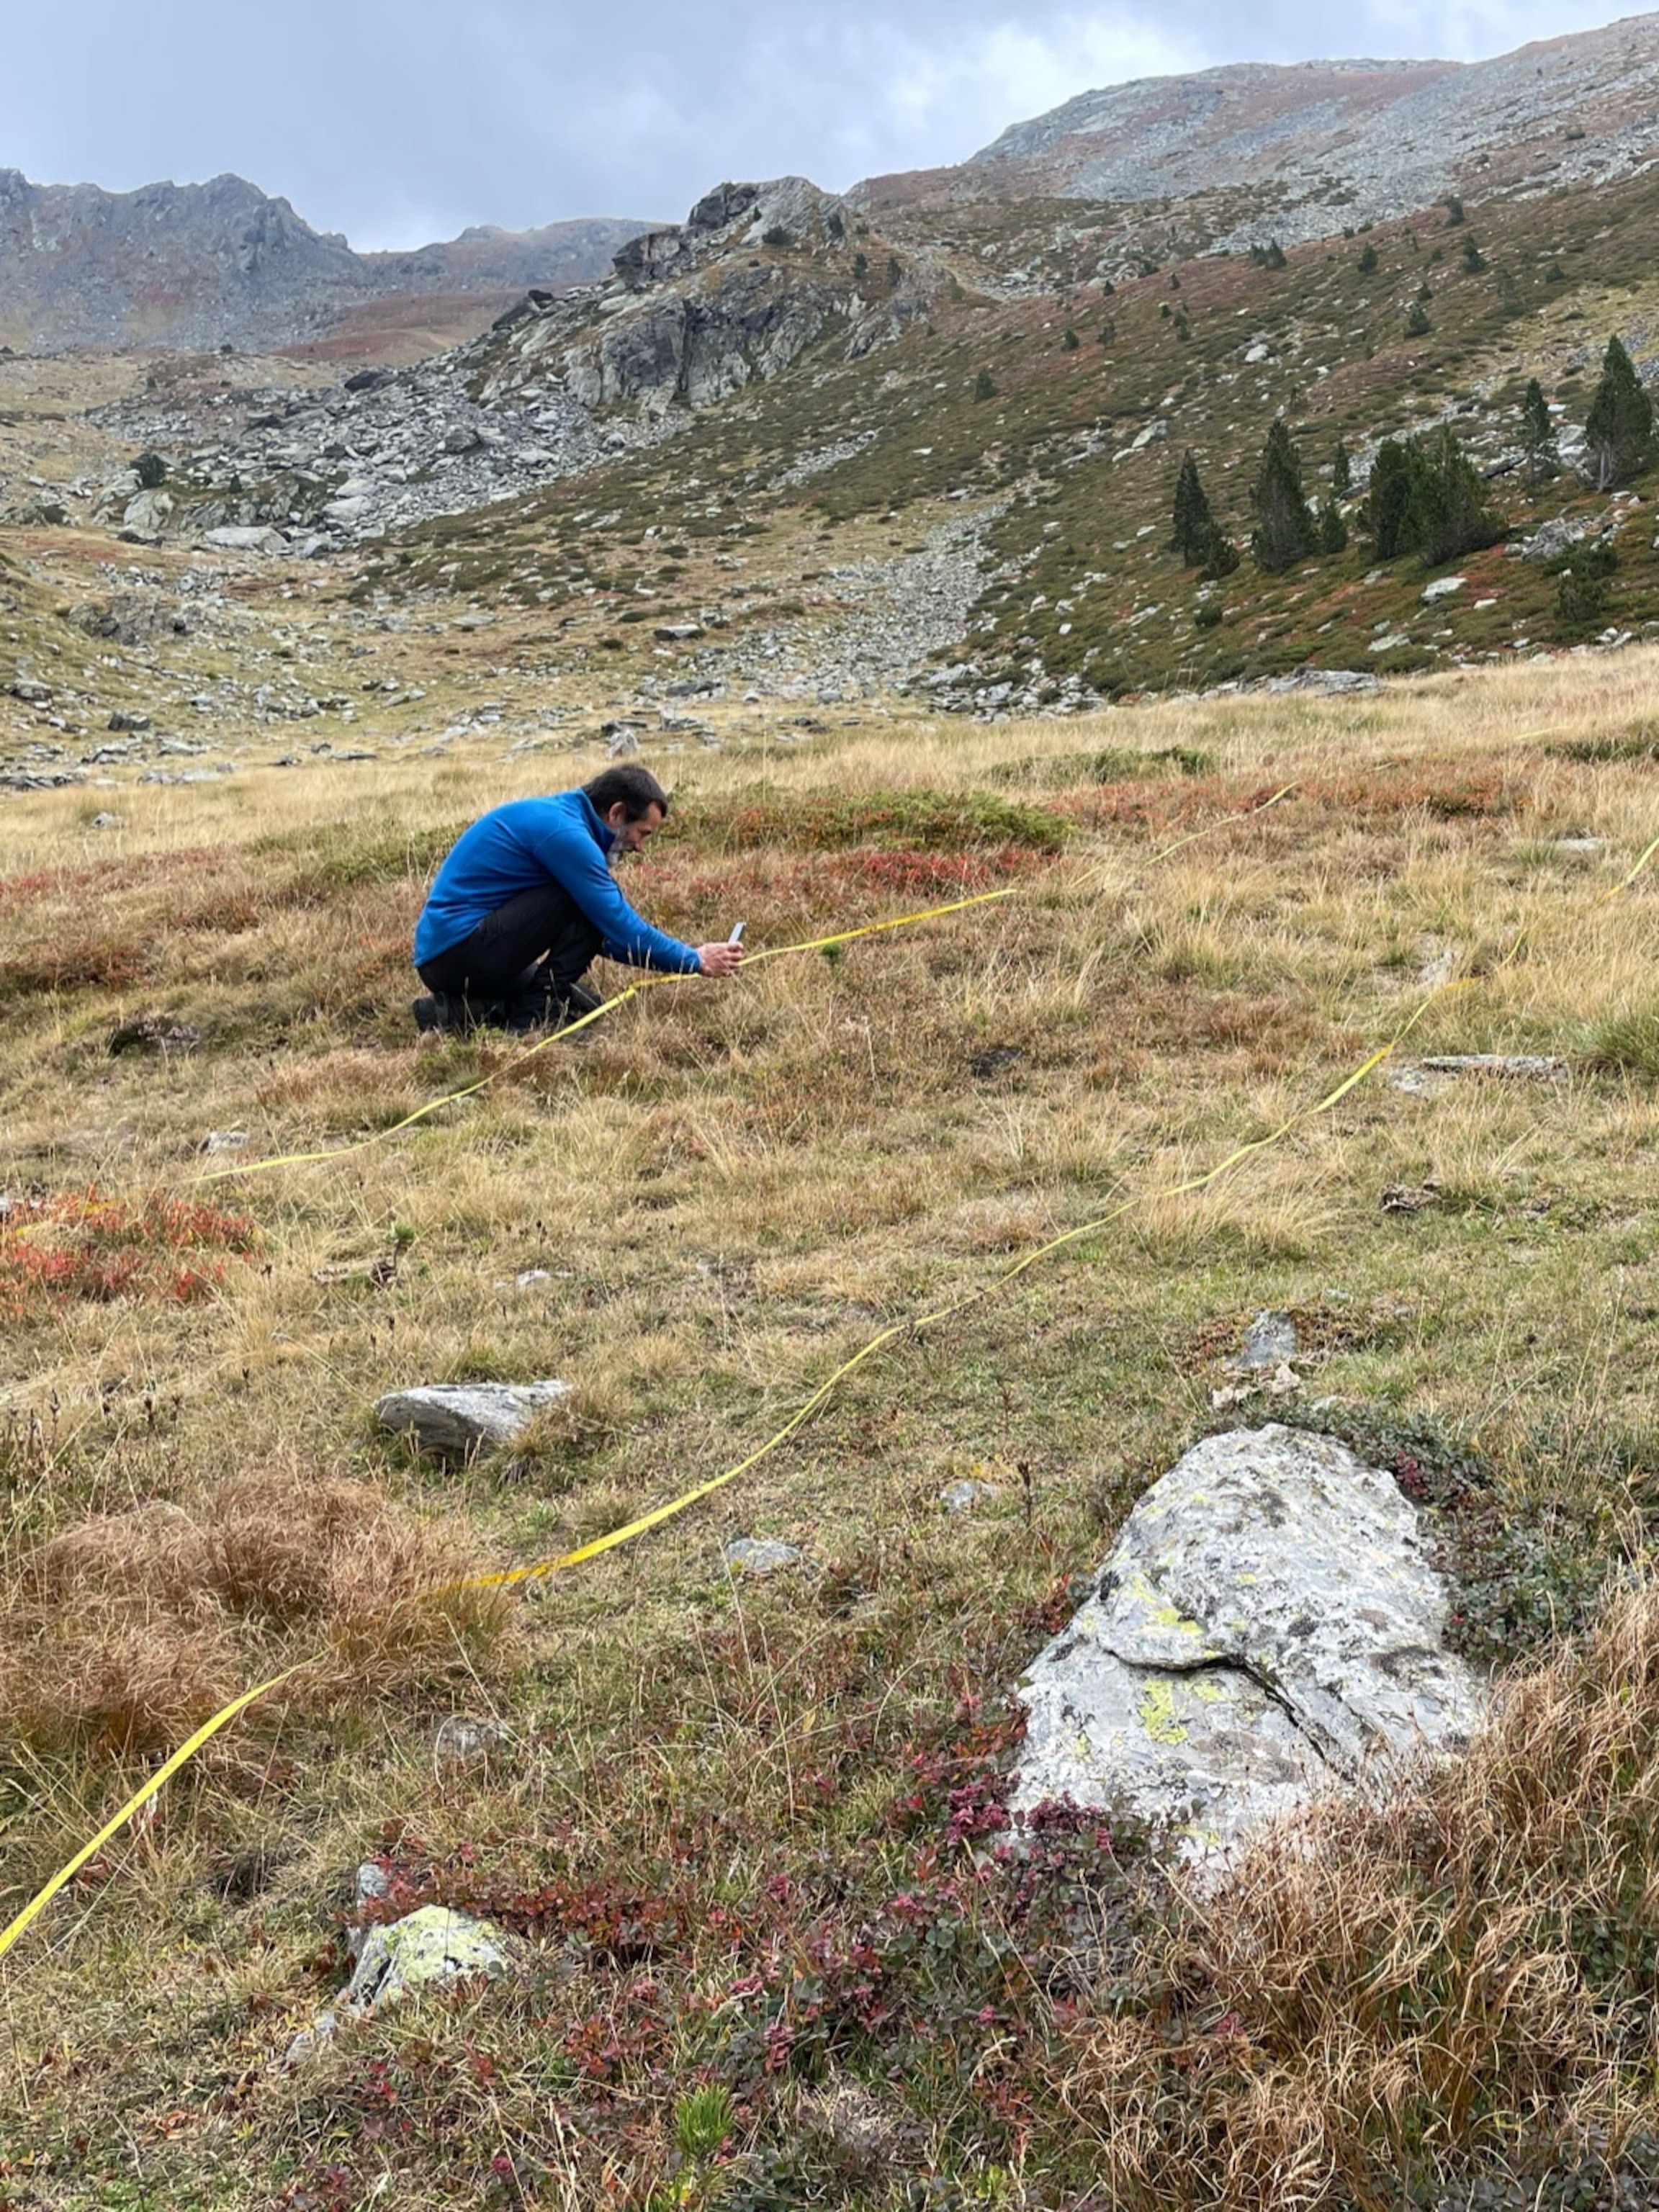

{"left": 2, "top": 1466, "right": 514, "bottom": 1756}
{"left": 1060, "top": 1583, "right": 1659, "bottom": 2207}
{"left": 1583, "top": 1001, "right": 1659, "bottom": 1077}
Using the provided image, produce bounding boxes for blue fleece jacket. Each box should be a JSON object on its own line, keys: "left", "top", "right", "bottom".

{"left": 413, "top": 790, "right": 701, "bottom": 974}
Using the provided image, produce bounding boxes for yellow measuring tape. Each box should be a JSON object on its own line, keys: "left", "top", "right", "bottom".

{"left": 0, "top": 1667, "right": 302, "bottom": 1966}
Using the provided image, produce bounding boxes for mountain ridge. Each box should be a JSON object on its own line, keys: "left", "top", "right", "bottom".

{"left": 0, "top": 166, "right": 657, "bottom": 354}
{"left": 855, "top": 12, "right": 1659, "bottom": 246}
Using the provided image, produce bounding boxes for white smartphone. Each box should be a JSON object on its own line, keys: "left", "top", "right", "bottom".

{"left": 729, "top": 921, "right": 746, "bottom": 944}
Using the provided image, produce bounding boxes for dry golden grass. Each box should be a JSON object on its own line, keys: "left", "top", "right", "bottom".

{"left": 4, "top": 647, "right": 1659, "bottom": 2206}
{"left": 1, "top": 1462, "right": 513, "bottom": 1756}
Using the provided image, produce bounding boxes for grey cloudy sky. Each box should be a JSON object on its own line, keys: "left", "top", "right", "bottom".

{"left": 1, "top": 1, "right": 1635, "bottom": 248}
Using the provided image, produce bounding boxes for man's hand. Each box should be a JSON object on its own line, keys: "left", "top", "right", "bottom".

{"left": 697, "top": 941, "right": 745, "bottom": 979}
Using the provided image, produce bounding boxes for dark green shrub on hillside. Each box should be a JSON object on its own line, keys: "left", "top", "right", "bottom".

{"left": 1332, "top": 437, "right": 1353, "bottom": 497}
{"left": 1193, "top": 598, "right": 1225, "bottom": 630}
{"left": 1557, "top": 565, "right": 1612, "bottom": 634}
{"left": 1061, "top": 327, "right": 1080, "bottom": 351}
{"left": 1461, "top": 234, "right": 1486, "bottom": 272}
{"left": 852, "top": 251, "right": 868, "bottom": 283}
{"left": 133, "top": 452, "right": 168, "bottom": 489}
{"left": 1585, "top": 336, "right": 1655, "bottom": 490}
{"left": 1406, "top": 300, "right": 1432, "bottom": 338}
{"left": 762, "top": 225, "right": 792, "bottom": 248}
{"left": 1358, "top": 243, "right": 1379, "bottom": 275}
{"left": 1444, "top": 194, "right": 1465, "bottom": 224}
{"left": 973, "top": 368, "right": 997, "bottom": 402}
{"left": 1249, "top": 418, "right": 1318, "bottom": 573}
{"left": 1318, "top": 500, "right": 1349, "bottom": 554}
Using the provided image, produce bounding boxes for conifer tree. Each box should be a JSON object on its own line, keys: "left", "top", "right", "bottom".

{"left": 1332, "top": 438, "right": 1352, "bottom": 498}
{"left": 1584, "top": 336, "right": 1654, "bottom": 490}
{"left": 1169, "top": 450, "right": 1217, "bottom": 565}
{"left": 1365, "top": 428, "right": 1502, "bottom": 564}
{"left": 1408, "top": 426, "right": 1502, "bottom": 565}
{"left": 1357, "top": 243, "right": 1378, "bottom": 275}
{"left": 1249, "top": 419, "right": 1318, "bottom": 572}
{"left": 1520, "top": 377, "right": 1558, "bottom": 485}
{"left": 1367, "top": 439, "right": 1418, "bottom": 560}
{"left": 1318, "top": 501, "right": 1349, "bottom": 555}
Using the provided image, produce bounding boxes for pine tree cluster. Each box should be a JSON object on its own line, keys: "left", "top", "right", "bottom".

{"left": 1367, "top": 428, "right": 1503, "bottom": 565}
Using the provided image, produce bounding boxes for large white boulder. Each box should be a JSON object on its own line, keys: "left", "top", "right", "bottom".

{"left": 1013, "top": 1424, "right": 1483, "bottom": 1866}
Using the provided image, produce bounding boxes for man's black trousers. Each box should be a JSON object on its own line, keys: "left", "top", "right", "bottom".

{"left": 417, "top": 882, "right": 602, "bottom": 1017}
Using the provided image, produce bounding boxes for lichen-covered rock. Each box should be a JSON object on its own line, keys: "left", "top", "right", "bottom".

{"left": 376, "top": 1380, "right": 570, "bottom": 1454}
{"left": 1013, "top": 1424, "right": 1483, "bottom": 1866}
{"left": 346, "top": 1905, "right": 516, "bottom": 2012}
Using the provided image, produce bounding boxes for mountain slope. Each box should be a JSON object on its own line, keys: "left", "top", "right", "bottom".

{"left": 0, "top": 168, "right": 655, "bottom": 353}
{"left": 855, "top": 12, "right": 1659, "bottom": 247}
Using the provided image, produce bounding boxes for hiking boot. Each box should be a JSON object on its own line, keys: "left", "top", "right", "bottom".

{"left": 502, "top": 980, "right": 605, "bottom": 1035}
{"left": 413, "top": 992, "right": 475, "bottom": 1035}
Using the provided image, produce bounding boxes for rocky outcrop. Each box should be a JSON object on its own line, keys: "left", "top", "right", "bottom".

{"left": 482, "top": 176, "right": 940, "bottom": 417}
{"left": 79, "top": 176, "right": 945, "bottom": 550}
{"left": 1013, "top": 1424, "right": 1484, "bottom": 1868}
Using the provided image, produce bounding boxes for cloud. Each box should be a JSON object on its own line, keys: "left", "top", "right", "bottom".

{"left": 0, "top": 1, "right": 1634, "bottom": 249}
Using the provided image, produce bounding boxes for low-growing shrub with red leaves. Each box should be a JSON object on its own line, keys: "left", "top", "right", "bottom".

{"left": 0, "top": 1187, "right": 259, "bottom": 1317}
{"left": 336, "top": 1689, "right": 1156, "bottom": 2199}
{"left": 635, "top": 843, "right": 1051, "bottom": 943}
{"left": 0, "top": 935, "right": 151, "bottom": 998}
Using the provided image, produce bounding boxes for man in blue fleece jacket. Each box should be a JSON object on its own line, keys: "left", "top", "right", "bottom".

{"left": 412, "top": 764, "right": 742, "bottom": 1035}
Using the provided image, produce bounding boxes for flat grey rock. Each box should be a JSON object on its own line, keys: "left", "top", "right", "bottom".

{"left": 200, "top": 524, "right": 286, "bottom": 554}
{"left": 377, "top": 1380, "right": 570, "bottom": 1454}
{"left": 1238, "top": 1310, "right": 1298, "bottom": 1368}
{"left": 1013, "top": 1424, "right": 1483, "bottom": 1868}
{"left": 433, "top": 1714, "right": 510, "bottom": 1766}
{"left": 287, "top": 1907, "right": 516, "bottom": 2065}
{"left": 1417, "top": 1054, "right": 1567, "bottom": 1080}
{"left": 724, "top": 1538, "right": 801, "bottom": 1574}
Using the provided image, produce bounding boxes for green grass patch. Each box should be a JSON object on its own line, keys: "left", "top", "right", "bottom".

{"left": 687, "top": 786, "right": 1071, "bottom": 854}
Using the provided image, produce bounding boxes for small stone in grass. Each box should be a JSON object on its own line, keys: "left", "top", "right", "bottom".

{"left": 724, "top": 1538, "right": 801, "bottom": 1575}
{"left": 940, "top": 1480, "right": 999, "bottom": 1514}
{"left": 376, "top": 1380, "right": 570, "bottom": 1455}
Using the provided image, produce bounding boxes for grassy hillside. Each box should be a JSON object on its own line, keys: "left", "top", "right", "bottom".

{"left": 5, "top": 649, "right": 1659, "bottom": 2205}
{"left": 356, "top": 158, "right": 1659, "bottom": 706}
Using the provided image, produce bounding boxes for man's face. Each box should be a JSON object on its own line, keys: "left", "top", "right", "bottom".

{"left": 607, "top": 801, "right": 665, "bottom": 855}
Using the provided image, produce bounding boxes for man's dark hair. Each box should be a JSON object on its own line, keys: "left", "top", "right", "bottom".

{"left": 582, "top": 764, "right": 670, "bottom": 822}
